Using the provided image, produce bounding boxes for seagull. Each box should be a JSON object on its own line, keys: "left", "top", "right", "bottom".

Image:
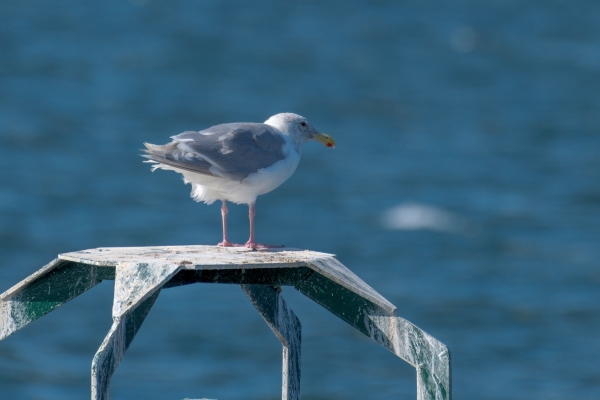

{"left": 142, "top": 113, "right": 335, "bottom": 249}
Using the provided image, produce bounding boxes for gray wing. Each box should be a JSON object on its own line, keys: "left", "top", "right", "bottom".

{"left": 142, "top": 123, "right": 287, "bottom": 181}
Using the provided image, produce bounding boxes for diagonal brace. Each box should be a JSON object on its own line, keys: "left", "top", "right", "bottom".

{"left": 242, "top": 285, "right": 301, "bottom": 400}
{"left": 91, "top": 262, "right": 181, "bottom": 400}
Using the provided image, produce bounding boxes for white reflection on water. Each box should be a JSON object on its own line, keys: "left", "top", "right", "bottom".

{"left": 382, "top": 202, "right": 469, "bottom": 234}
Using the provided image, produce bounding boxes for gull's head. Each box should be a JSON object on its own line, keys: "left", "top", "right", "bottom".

{"left": 265, "top": 113, "right": 335, "bottom": 148}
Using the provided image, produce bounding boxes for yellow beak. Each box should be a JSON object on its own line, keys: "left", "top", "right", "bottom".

{"left": 313, "top": 132, "right": 336, "bottom": 148}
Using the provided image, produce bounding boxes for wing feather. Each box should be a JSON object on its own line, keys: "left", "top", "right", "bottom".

{"left": 142, "top": 123, "right": 287, "bottom": 181}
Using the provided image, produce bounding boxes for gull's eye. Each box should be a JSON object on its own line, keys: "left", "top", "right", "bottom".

{"left": 300, "top": 121, "right": 306, "bottom": 127}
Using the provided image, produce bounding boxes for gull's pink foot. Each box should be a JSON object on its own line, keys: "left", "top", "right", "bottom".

{"left": 244, "top": 203, "right": 285, "bottom": 250}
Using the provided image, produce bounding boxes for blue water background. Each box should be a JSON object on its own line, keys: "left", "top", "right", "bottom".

{"left": 1, "top": 1, "right": 600, "bottom": 399}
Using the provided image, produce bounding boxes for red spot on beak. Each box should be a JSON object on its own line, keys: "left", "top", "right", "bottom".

{"left": 326, "top": 143, "right": 333, "bottom": 147}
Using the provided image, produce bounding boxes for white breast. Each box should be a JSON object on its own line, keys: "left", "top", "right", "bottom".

{"left": 179, "top": 136, "right": 301, "bottom": 205}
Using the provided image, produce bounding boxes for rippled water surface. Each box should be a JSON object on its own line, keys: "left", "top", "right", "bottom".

{"left": 1, "top": 1, "right": 600, "bottom": 399}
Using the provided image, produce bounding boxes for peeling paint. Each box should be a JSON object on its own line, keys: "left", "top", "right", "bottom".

{"left": 112, "top": 262, "right": 180, "bottom": 318}
{"left": 243, "top": 285, "right": 301, "bottom": 400}
{"left": 0, "top": 245, "right": 451, "bottom": 400}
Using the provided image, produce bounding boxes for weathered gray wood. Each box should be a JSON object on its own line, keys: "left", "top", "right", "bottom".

{"left": 369, "top": 315, "right": 451, "bottom": 400}
{"left": 0, "top": 245, "right": 452, "bottom": 400}
{"left": 293, "top": 256, "right": 451, "bottom": 400}
{"left": 0, "top": 259, "right": 110, "bottom": 340}
{"left": 242, "top": 285, "right": 301, "bottom": 400}
{"left": 58, "top": 245, "right": 333, "bottom": 270}
{"left": 92, "top": 291, "right": 160, "bottom": 400}
{"left": 91, "top": 261, "right": 181, "bottom": 400}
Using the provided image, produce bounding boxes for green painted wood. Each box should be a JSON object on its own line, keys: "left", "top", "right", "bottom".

{"left": 92, "top": 261, "right": 181, "bottom": 400}
{"left": 0, "top": 260, "right": 112, "bottom": 340}
{"left": 111, "top": 262, "right": 181, "bottom": 318}
{"left": 0, "top": 246, "right": 452, "bottom": 400}
{"left": 92, "top": 290, "right": 161, "bottom": 400}
{"left": 294, "top": 267, "right": 451, "bottom": 400}
{"left": 242, "top": 285, "right": 301, "bottom": 400}
{"left": 163, "top": 266, "right": 312, "bottom": 288}
{"left": 294, "top": 269, "right": 385, "bottom": 337}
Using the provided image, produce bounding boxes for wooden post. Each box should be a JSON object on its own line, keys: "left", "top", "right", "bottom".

{"left": 91, "top": 261, "right": 180, "bottom": 399}
{"left": 242, "top": 285, "right": 301, "bottom": 400}
{"left": 0, "top": 245, "right": 451, "bottom": 400}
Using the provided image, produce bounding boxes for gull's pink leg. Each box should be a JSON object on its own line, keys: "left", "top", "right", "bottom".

{"left": 246, "top": 202, "right": 257, "bottom": 248}
{"left": 217, "top": 200, "right": 241, "bottom": 247}
{"left": 245, "top": 202, "right": 284, "bottom": 250}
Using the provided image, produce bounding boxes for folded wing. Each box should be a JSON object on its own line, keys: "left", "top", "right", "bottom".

{"left": 142, "top": 123, "right": 287, "bottom": 181}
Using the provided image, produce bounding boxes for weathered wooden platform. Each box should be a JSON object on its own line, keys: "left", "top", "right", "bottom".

{"left": 0, "top": 245, "right": 451, "bottom": 400}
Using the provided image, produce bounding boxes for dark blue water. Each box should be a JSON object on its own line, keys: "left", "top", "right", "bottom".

{"left": 1, "top": 1, "right": 600, "bottom": 399}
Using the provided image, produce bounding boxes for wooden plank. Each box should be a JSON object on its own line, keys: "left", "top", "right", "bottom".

{"left": 59, "top": 245, "right": 333, "bottom": 269}
{"left": 92, "top": 291, "right": 161, "bottom": 400}
{"left": 112, "top": 262, "right": 181, "bottom": 317}
{"left": 0, "top": 245, "right": 452, "bottom": 400}
{"left": 242, "top": 285, "right": 301, "bottom": 400}
{"left": 92, "top": 261, "right": 180, "bottom": 400}
{"left": 295, "top": 261, "right": 451, "bottom": 400}
{"left": 369, "top": 315, "right": 451, "bottom": 400}
{"left": 0, "top": 260, "right": 107, "bottom": 340}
